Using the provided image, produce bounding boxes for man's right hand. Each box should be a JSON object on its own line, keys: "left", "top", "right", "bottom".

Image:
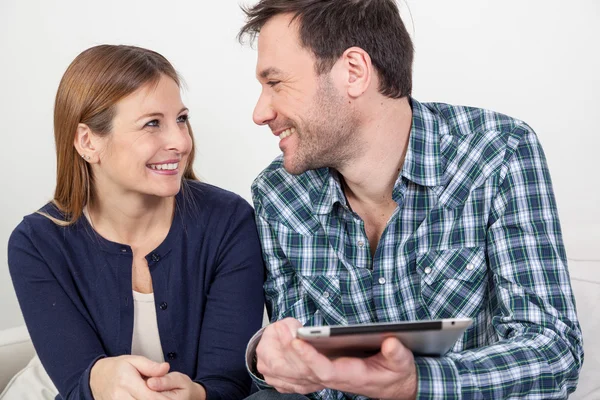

{"left": 255, "top": 318, "right": 326, "bottom": 394}
{"left": 90, "top": 355, "right": 171, "bottom": 400}
{"left": 256, "top": 318, "right": 418, "bottom": 399}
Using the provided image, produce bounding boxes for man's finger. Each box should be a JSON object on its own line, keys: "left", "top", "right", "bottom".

{"left": 291, "top": 338, "right": 336, "bottom": 384}
{"left": 275, "top": 320, "right": 296, "bottom": 344}
{"left": 266, "top": 375, "right": 324, "bottom": 395}
{"left": 380, "top": 337, "right": 410, "bottom": 370}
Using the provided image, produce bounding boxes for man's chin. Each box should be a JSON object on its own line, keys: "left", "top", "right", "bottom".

{"left": 282, "top": 156, "right": 327, "bottom": 176}
{"left": 282, "top": 157, "right": 307, "bottom": 176}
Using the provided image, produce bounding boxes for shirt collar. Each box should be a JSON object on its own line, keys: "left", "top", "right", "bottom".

{"left": 310, "top": 168, "right": 347, "bottom": 215}
{"left": 400, "top": 98, "right": 445, "bottom": 188}
{"left": 311, "top": 98, "right": 445, "bottom": 214}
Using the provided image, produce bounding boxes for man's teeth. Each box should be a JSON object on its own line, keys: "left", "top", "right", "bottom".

{"left": 149, "top": 163, "right": 178, "bottom": 171}
{"left": 279, "top": 127, "right": 296, "bottom": 139}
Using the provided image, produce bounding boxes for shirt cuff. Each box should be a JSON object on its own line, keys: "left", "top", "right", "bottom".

{"left": 80, "top": 355, "right": 106, "bottom": 400}
{"left": 414, "top": 356, "right": 461, "bottom": 400}
{"left": 245, "top": 327, "right": 273, "bottom": 390}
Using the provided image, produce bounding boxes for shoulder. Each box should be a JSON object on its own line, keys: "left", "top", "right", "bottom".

{"left": 179, "top": 179, "right": 255, "bottom": 223}
{"left": 10, "top": 203, "right": 70, "bottom": 244}
{"left": 425, "top": 101, "right": 540, "bottom": 178}
{"left": 251, "top": 155, "right": 329, "bottom": 217}
{"left": 423, "top": 101, "right": 536, "bottom": 150}
{"left": 182, "top": 179, "right": 249, "bottom": 206}
{"left": 8, "top": 203, "right": 79, "bottom": 273}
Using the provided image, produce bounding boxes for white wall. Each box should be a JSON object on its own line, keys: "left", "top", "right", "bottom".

{"left": 1, "top": 0, "right": 598, "bottom": 330}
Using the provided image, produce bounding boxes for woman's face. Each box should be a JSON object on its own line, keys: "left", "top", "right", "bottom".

{"left": 90, "top": 74, "right": 192, "bottom": 200}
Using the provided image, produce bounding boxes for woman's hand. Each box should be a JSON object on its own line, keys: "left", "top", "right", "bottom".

{"left": 147, "top": 372, "right": 207, "bottom": 400}
{"left": 90, "top": 355, "right": 171, "bottom": 400}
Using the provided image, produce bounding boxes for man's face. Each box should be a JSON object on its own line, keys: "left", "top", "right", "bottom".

{"left": 253, "top": 13, "right": 358, "bottom": 175}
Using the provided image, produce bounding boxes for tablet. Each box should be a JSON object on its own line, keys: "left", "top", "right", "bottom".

{"left": 296, "top": 318, "right": 472, "bottom": 358}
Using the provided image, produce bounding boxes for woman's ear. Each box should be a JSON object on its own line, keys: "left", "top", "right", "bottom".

{"left": 73, "top": 123, "right": 98, "bottom": 163}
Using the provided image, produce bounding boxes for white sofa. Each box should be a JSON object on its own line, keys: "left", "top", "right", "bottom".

{"left": 1, "top": 260, "right": 599, "bottom": 399}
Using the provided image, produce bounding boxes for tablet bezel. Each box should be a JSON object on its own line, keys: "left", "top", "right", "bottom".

{"left": 296, "top": 318, "right": 472, "bottom": 358}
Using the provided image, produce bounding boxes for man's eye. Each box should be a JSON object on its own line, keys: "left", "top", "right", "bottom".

{"left": 267, "top": 81, "right": 281, "bottom": 87}
{"left": 145, "top": 119, "right": 160, "bottom": 128}
{"left": 177, "top": 114, "right": 189, "bottom": 123}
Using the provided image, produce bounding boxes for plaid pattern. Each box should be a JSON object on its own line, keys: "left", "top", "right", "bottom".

{"left": 251, "top": 99, "right": 583, "bottom": 399}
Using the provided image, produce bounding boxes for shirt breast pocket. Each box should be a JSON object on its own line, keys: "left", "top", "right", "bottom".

{"left": 417, "top": 246, "right": 488, "bottom": 319}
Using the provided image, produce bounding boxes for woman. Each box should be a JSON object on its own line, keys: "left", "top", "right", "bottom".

{"left": 8, "top": 45, "right": 265, "bottom": 400}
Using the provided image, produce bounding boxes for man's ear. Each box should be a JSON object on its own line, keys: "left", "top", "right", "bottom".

{"left": 73, "top": 123, "right": 98, "bottom": 163}
{"left": 338, "top": 46, "right": 373, "bottom": 99}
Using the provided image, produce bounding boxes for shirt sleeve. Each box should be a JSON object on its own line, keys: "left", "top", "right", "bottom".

{"left": 193, "top": 199, "right": 266, "bottom": 400}
{"left": 414, "top": 124, "right": 584, "bottom": 399}
{"left": 244, "top": 327, "right": 275, "bottom": 390}
{"left": 246, "top": 187, "right": 304, "bottom": 391}
{"left": 8, "top": 220, "right": 105, "bottom": 400}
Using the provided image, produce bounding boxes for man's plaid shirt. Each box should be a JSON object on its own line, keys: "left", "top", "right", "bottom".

{"left": 250, "top": 99, "right": 583, "bottom": 399}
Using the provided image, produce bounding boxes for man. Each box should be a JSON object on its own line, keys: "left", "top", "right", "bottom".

{"left": 238, "top": 1, "right": 583, "bottom": 399}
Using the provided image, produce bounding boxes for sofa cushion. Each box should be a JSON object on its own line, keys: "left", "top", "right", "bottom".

{"left": 0, "top": 325, "right": 35, "bottom": 393}
{"left": 0, "top": 355, "right": 57, "bottom": 400}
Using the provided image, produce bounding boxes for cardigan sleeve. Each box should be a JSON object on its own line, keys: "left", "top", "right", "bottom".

{"left": 8, "top": 219, "right": 105, "bottom": 400}
{"left": 193, "top": 198, "right": 266, "bottom": 400}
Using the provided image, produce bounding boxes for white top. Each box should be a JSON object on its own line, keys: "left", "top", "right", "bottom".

{"left": 131, "top": 290, "right": 165, "bottom": 363}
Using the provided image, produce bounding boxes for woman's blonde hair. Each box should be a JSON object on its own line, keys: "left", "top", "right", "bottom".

{"left": 48, "top": 44, "right": 198, "bottom": 225}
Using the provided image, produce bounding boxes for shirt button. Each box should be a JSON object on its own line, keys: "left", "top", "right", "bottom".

{"left": 167, "top": 352, "right": 177, "bottom": 360}
{"left": 159, "top": 302, "right": 168, "bottom": 310}
{"left": 424, "top": 267, "right": 432, "bottom": 274}
{"left": 120, "top": 248, "right": 127, "bottom": 253}
{"left": 323, "top": 291, "right": 330, "bottom": 299}
{"left": 378, "top": 277, "right": 386, "bottom": 285}
{"left": 151, "top": 253, "right": 160, "bottom": 262}
{"left": 466, "top": 264, "right": 474, "bottom": 271}
{"left": 357, "top": 240, "right": 365, "bottom": 248}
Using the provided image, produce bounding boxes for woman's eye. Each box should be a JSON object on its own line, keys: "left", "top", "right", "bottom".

{"left": 267, "top": 81, "right": 280, "bottom": 87}
{"left": 177, "top": 114, "right": 189, "bottom": 123}
{"left": 145, "top": 119, "right": 160, "bottom": 128}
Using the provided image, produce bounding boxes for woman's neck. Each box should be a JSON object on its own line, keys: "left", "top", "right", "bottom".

{"left": 86, "top": 191, "right": 175, "bottom": 248}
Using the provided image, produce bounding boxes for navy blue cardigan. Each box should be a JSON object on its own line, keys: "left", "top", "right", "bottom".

{"left": 8, "top": 180, "right": 265, "bottom": 400}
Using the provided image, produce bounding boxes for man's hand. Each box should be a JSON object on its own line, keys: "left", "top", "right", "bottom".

{"left": 256, "top": 318, "right": 418, "bottom": 400}
{"left": 147, "top": 372, "right": 207, "bottom": 400}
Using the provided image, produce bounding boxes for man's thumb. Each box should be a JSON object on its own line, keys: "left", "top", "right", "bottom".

{"left": 381, "top": 337, "right": 405, "bottom": 364}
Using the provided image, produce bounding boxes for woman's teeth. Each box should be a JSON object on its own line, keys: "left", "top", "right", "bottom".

{"left": 148, "top": 163, "right": 178, "bottom": 171}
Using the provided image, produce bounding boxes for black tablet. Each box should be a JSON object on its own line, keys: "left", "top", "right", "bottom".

{"left": 296, "top": 318, "right": 472, "bottom": 358}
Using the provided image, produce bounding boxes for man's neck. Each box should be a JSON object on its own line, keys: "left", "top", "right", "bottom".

{"left": 338, "top": 97, "right": 412, "bottom": 206}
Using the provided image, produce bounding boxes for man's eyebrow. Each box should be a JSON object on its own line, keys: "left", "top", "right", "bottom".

{"left": 258, "top": 67, "right": 283, "bottom": 80}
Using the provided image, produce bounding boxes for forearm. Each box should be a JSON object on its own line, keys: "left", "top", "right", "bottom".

{"left": 415, "top": 329, "right": 581, "bottom": 399}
